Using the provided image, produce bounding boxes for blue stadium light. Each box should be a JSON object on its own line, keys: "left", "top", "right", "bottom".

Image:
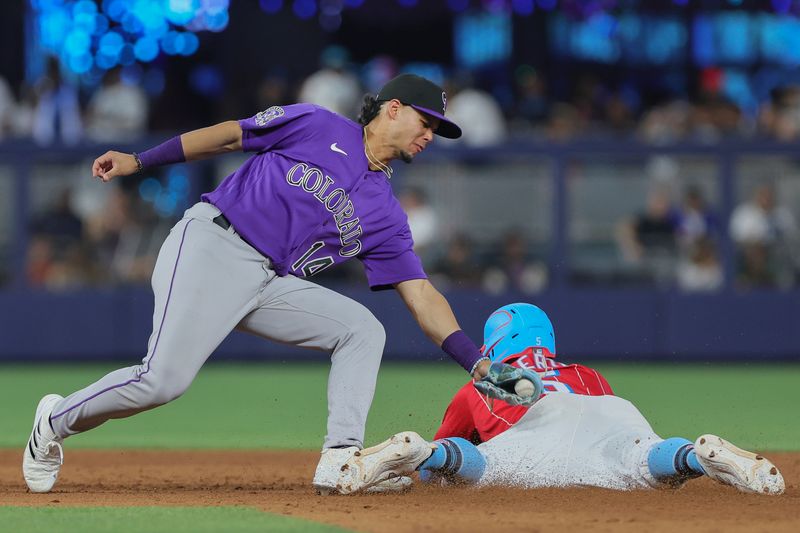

{"left": 40, "top": 10, "right": 71, "bottom": 49}
{"left": 259, "top": 0, "right": 283, "bottom": 14}
{"left": 537, "top": 0, "right": 557, "bottom": 11}
{"left": 64, "top": 30, "right": 91, "bottom": 56}
{"left": 95, "top": 51, "right": 119, "bottom": 69}
{"left": 134, "top": 1, "right": 169, "bottom": 33}
{"left": 181, "top": 32, "right": 200, "bottom": 55}
{"left": 98, "top": 30, "right": 125, "bottom": 55}
{"left": 203, "top": 9, "right": 229, "bottom": 31}
{"left": 73, "top": 12, "right": 97, "bottom": 33}
{"left": 202, "top": 0, "right": 230, "bottom": 15}
{"left": 134, "top": 35, "right": 160, "bottom": 61}
{"left": 30, "top": 0, "right": 228, "bottom": 78}
{"left": 72, "top": 0, "right": 97, "bottom": 16}
{"left": 102, "top": 0, "right": 128, "bottom": 22}
{"left": 139, "top": 178, "right": 162, "bottom": 202}
{"left": 155, "top": 192, "right": 179, "bottom": 217}
{"left": 165, "top": 0, "right": 196, "bottom": 26}
{"left": 293, "top": 0, "right": 317, "bottom": 20}
{"left": 92, "top": 13, "right": 110, "bottom": 35}
{"left": 119, "top": 43, "right": 136, "bottom": 65}
{"left": 121, "top": 12, "right": 145, "bottom": 33}
{"left": 160, "top": 30, "right": 180, "bottom": 55}
{"left": 67, "top": 52, "right": 93, "bottom": 74}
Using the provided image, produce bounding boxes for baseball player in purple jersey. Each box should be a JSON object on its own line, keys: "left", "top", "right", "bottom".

{"left": 23, "top": 74, "right": 505, "bottom": 495}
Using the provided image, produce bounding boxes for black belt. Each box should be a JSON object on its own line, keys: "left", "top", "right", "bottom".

{"left": 212, "top": 213, "right": 232, "bottom": 231}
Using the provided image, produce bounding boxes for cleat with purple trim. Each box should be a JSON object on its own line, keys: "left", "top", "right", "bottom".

{"left": 694, "top": 434, "right": 785, "bottom": 495}
{"left": 22, "top": 394, "right": 65, "bottom": 493}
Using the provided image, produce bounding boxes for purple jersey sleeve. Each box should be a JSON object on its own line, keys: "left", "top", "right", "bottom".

{"left": 239, "top": 104, "right": 317, "bottom": 153}
{"left": 361, "top": 225, "right": 427, "bottom": 291}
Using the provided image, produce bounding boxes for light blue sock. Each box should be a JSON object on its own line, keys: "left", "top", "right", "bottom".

{"left": 418, "top": 437, "right": 486, "bottom": 484}
{"left": 648, "top": 437, "right": 704, "bottom": 483}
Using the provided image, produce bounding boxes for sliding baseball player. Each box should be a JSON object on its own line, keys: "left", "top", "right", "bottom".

{"left": 334, "top": 303, "right": 785, "bottom": 495}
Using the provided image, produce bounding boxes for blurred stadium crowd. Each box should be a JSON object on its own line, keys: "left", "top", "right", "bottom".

{"left": 1, "top": 42, "right": 799, "bottom": 294}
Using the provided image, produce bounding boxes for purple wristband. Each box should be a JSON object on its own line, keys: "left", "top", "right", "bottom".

{"left": 137, "top": 136, "right": 186, "bottom": 170}
{"left": 441, "top": 330, "right": 483, "bottom": 373}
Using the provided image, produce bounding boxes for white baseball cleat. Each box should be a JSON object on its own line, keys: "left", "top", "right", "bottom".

{"left": 23, "top": 394, "right": 65, "bottom": 493}
{"left": 336, "top": 431, "right": 435, "bottom": 495}
{"left": 312, "top": 446, "right": 359, "bottom": 495}
{"left": 365, "top": 476, "right": 413, "bottom": 493}
{"left": 694, "top": 434, "right": 785, "bottom": 495}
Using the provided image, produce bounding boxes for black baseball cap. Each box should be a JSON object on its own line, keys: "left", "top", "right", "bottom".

{"left": 376, "top": 74, "right": 462, "bottom": 139}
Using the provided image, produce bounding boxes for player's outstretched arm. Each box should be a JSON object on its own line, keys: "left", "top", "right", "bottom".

{"left": 91, "top": 121, "right": 243, "bottom": 183}
{"left": 180, "top": 120, "right": 243, "bottom": 160}
{"left": 394, "top": 278, "right": 490, "bottom": 379}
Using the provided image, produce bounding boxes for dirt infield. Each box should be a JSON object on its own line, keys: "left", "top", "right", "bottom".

{"left": 2, "top": 449, "right": 798, "bottom": 532}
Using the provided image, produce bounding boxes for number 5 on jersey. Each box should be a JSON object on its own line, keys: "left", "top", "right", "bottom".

{"left": 292, "top": 241, "right": 335, "bottom": 276}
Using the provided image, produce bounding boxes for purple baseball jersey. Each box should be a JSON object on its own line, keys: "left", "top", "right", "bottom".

{"left": 201, "top": 104, "right": 426, "bottom": 290}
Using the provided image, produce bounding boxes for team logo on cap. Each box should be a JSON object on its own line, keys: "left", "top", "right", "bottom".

{"left": 255, "top": 106, "right": 285, "bottom": 126}
{"left": 441, "top": 91, "right": 447, "bottom": 112}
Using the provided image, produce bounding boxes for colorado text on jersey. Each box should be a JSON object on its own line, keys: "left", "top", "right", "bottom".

{"left": 285, "top": 162, "right": 362, "bottom": 257}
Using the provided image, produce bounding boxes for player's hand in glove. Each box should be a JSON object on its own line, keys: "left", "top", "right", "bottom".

{"left": 473, "top": 362, "right": 544, "bottom": 407}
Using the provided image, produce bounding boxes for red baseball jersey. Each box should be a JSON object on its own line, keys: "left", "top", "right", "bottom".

{"left": 434, "top": 347, "right": 613, "bottom": 443}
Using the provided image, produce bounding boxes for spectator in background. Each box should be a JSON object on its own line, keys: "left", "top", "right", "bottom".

{"left": 85, "top": 68, "right": 148, "bottom": 143}
{"left": 545, "top": 102, "right": 584, "bottom": 142}
{"left": 84, "top": 186, "right": 168, "bottom": 285}
{"left": 691, "top": 95, "right": 747, "bottom": 143}
{"left": 8, "top": 84, "right": 37, "bottom": 139}
{"left": 638, "top": 100, "right": 691, "bottom": 145}
{"left": 604, "top": 90, "right": 636, "bottom": 135}
{"left": 26, "top": 188, "right": 94, "bottom": 290}
{"left": 31, "top": 57, "right": 83, "bottom": 145}
{"left": 730, "top": 183, "right": 797, "bottom": 288}
{"left": 430, "top": 233, "right": 483, "bottom": 290}
{"left": 758, "top": 86, "right": 800, "bottom": 142}
{"left": 482, "top": 228, "right": 547, "bottom": 295}
{"left": 676, "top": 236, "right": 723, "bottom": 292}
{"left": 398, "top": 186, "right": 438, "bottom": 266}
{"left": 298, "top": 45, "right": 362, "bottom": 118}
{"left": 512, "top": 65, "right": 549, "bottom": 130}
{"left": 675, "top": 185, "right": 717, "bottom": 249}
{"left": 442, "top": 73, "right": 507, "bottom": 147}
{"left": 616, "top": 187, "right": 679, "bottom": 284}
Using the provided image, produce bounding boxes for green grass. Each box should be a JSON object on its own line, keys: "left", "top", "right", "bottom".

{"left": 0, "top": 506, "right": 350, "bottom": 533}
{"left": 0, "top": 362, "right": 797, "bottom": 451}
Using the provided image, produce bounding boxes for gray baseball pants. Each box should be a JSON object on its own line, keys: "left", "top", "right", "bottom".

{"left": 49, "top": 202, "right": 385, "bottom": 449}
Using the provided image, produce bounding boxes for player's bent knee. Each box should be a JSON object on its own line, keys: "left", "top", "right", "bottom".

{"left": 139, "top": 372, "right": 193, "bottom": 406}
{"left": 342, "top": 311, "right": 386, "bottom": 350}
